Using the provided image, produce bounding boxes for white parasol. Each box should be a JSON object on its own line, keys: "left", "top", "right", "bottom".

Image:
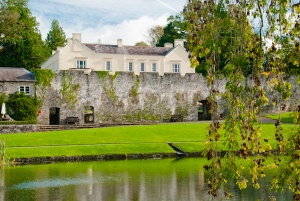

{"left": 1, "top": 103, "right": 6, "bottom": 117}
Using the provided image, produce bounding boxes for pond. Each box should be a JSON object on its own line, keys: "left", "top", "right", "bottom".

{"left": 0, "top": 158, "right": 293, "bottom": 200}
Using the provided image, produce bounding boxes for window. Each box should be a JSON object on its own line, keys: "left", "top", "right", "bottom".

{"left": 172, "top": 63, "right": 180, "bottom": 73}
{"left": 152, "top": 63, "right": 157, "bottom": 72}
{"left": 140, "top": 63, "right": 145, "bottom": 72}
{"left": 0, "top": 85, "right": 3, "bottom": 93}
{"left": 106, "top": 61, "right": 111, "bottom": 71}
{"left": 76, "top": 60, "right": 86, "bottom": 69}
{"left": 19, "top": 86, "right": 30, "bottom": 95}
{"left": 128, "top": 62, "right": 133, "bottom": 72}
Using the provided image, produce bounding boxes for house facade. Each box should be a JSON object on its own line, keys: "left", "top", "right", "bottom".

{"left": 41, "top": 33, "right": 195, "bottom": 76}
{"left": 0, "top": 67, "right": 36, "bottom": 96}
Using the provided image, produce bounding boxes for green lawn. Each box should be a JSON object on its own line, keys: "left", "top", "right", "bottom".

{"left": 265, "top": 112, "right": 295, "bottom": 123}
{"left": 0, "top": 122, "right": 296, "bottom": 159}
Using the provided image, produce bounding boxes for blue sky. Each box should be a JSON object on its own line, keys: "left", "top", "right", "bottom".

{"left": 29, "top": 0, "right": 187, "bottom": 45}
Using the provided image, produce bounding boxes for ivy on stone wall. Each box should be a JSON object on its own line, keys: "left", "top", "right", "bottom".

{"left": 96, "top": 71, "right": 119, "bottom": 103}
{"left": 174, "top": 92, "right": 190, "bottom": 118}
{"left": 129, "top": 75, "right": 142, "bottom": 98}
{"left": 33, "top": 69, "right": 55, "bottom": 105}
{"left": 60, "top": 71, "right": 79, "bottom": 109}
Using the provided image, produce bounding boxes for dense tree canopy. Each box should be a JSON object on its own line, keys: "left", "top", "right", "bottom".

{"left": 0, "top": 0, "right": 47, "bottom": 70}
{"left": 0, "top": 0, "right": 24, "bottom": 44}
{"left": 156, "top": 15, "right": 187, "bottom": 47}
{"left": 45, "top": 19, "right": 66, "bottom": 56}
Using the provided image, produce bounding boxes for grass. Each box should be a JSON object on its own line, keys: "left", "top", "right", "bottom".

{"left": 265, "top": 112, "right": 295, "bottom": 123}
{"left": 1, "top": 122, "right": 296, "bottom": 159}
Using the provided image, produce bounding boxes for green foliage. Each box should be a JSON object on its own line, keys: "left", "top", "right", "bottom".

{"left": 60, "top": 71, "right": 80, "bottom": 109}
{"left": 33, "top": 68, "right": 55, "bottom": 87}
{"left": 45, "top": 19, "right": 66, "bottom": 56}
{"left": 0, "top": 0, "right": 47, "bottom": 70}
{"left": 0, "top": 0, "right": 24, "bottom": 44}
{"left": 0, "top": 93, "right": 7, "bottom": 105}
{"left": 96, "top": 71, "right": 118, "bottom": 103}
{"left": 184, "top": 0, "right": 299, "bottom": 198}
{"left": 0, "top": 120, "right": 36, "bottom": 125}
{"left": 130, "top": 75, "right": 142, "bottom": 98}
{"left": 156, "top": 14, "right": 187, "bottom": 47}
{"left": 0, "top": 139, "right": 5, "bottom": 166}
{"left": 6, "top": 92, "right": 39, "bottom": 121}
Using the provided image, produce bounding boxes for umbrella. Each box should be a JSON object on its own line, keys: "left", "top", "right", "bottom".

{"left": 1, "top": 103, "right": 6, "bottom": 117}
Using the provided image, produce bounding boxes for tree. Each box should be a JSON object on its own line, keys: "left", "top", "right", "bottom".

{"left": 134, "top": 41, "right": 149, "bottom": 47}
{"left": 156, "top": 14, "right": 187, "bottom": 47}
{"left": 0, "top": 0, "right": 24, "bottom": 44}
{"left": 45, "top": 19, "right": 66, "bottom": 56}
{"left": 147, "top": 25, "right": 164, "bottom": 47}
{"left": 0, "top": 0, "right": 47, "bottom": 70}
{"left": 185, "top": 0, "right": 299, "bottom": 199}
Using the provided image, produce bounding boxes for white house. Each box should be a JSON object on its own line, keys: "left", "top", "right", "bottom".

{"left": 41, "top": 33, "right": 195, "bottom": 76}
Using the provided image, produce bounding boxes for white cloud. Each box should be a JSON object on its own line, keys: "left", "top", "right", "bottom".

{"left": 29, "top": 0, "right": 186, "bottom": 45}
{"left": 66, "top": 14, "right": 169, "bottom": 45}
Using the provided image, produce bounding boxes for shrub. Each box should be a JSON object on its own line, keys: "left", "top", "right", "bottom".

{"left": 6, "top": 92, "right": 40, "bottom": 121}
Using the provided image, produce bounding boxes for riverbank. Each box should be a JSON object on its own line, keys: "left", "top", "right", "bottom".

{"left": 1, "top": 121, "right": 295, "bottom": 165}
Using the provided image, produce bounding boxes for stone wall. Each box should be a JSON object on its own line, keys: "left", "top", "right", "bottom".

{"left": 37, "top": 70, "right": 227, "bottom": 125}
{"left": 0, "top": 125, "right": 38, "bottom": 134}
{"left": 36, "top": 70, "right": 300, "bottom": 125}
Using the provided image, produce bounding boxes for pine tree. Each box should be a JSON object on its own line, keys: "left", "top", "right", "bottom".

{"left": 45, "top": 19, "right": 66, "bottom": 56}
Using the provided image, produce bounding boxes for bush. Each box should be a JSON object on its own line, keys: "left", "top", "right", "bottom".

{"left": 6, "top": 92, "right": 40, "bottom": 121}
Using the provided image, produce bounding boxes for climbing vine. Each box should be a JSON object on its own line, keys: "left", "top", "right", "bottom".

{"left": 96, "top": 71, "right": 119, "bottom": 103}
{"left": 60, "top": 71, "right": 80, "bottom": 109}
{"left": 33, "top": 69, "right": 55, "bottom": 105}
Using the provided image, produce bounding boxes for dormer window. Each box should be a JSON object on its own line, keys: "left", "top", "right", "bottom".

{"left": 76, "top": 60, "right": 86, "bottom": 69}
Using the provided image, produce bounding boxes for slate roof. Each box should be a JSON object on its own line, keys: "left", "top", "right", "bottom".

{"left": 83, "top": 43, "right": 174, "bottom": 56}
{"left": 0, "top": 67, "right": 35, "bottom": 82}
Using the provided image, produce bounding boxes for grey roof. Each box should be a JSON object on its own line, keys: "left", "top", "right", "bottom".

{"left": 0, "top": 67, "right": 35, "bottom": 82}
{"left": 84, "top": 43, "right": 174, "bottom": 56}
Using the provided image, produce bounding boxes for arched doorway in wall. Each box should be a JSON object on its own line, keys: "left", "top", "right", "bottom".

{"left": 84, "top": 106, "right": 94, "bottom": 124}
{"left": 49, "top": 107, "right": 60, "bottom": 125}
{"left": 197, "top": 100, "right": 211, "bottom": 121}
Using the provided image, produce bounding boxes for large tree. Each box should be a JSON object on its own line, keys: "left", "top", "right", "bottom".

{"left": 0, "top": 0, "right": 23, "bottom": 44}
{"left": 156, "top": 14, "right": 187, "bottom": 47}
{"left": 185, "top": 0, "right": 300, "bottom": 199}
{"left": 0, "top": 0, "right": 47, "bottom": 70}
{"left": 147, "top": 25, "right": 164, "bottom": 47}
{"left": 45, "top": 19, "right": 66, "bottom": 56}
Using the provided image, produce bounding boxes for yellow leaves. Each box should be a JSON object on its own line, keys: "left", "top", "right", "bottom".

{"left": 236, "top": 178, "right": 248, "bottom": 190}
{"left": 261, "top": 71, "right": 270, "bottom": 78}
{"left": 205, "top": 48, "right": 211, "bottom": 55}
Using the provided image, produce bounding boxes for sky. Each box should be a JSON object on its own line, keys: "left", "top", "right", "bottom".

{"left": 29, "top": 0, "right": 187, "bottom": 45}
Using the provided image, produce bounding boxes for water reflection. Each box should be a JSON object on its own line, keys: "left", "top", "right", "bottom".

{"left": 2, "top": 158, "right": 293, "bottom": 200}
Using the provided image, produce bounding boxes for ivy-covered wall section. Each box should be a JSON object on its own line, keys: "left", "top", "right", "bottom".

{"left": 36, "top": 70, "right": 300, "bottom": 125}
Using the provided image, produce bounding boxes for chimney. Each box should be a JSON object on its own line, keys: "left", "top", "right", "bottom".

{"left": 117, "top": 39, "right": 122, "bottom": 47}
{"left": 72, "top": 33, "right": 81, "bottom": 42}
{"left": 174, "top": 39, "right": 184, "bottom": 47}
{"left": 164, "top": 43, "right": 173, "bottom": 48}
